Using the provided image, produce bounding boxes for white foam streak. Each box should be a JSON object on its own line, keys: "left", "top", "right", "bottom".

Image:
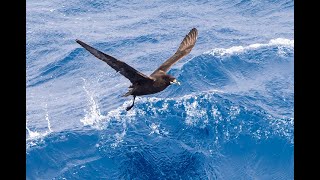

{"left": 183, "top": 100, "right": 208, "bottom": 126}
{"left": 45, "top": 104, "right": 53, "bottom": 133}
{"left": 149, "top": 123, "right": 160, "bottom": 135}
{"left": 269, "top": 38, "right": 294, "bottom": 47}
{"left": 26, "top": 122, "right": 51, "bottom": 151}
{"left": 26, "top": 104, "right": 53, "bottom": 145}
{"left": 148, "top": 122, "right": 169, "bottom": 136}
{"left": 80, "top": 78, "right": 106, "bottom": 129}
{"left": 205, "top": 38, "right": 294, "bottom": 56}
{"left": 26, "top": 126, "right": 41, "bottom": 139}
{"left": 76, "top": 87, "right": 292, "bottom": 144}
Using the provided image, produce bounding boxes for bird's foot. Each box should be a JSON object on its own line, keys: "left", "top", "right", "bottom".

{"left": 126, "top": 105, "right": 134, "bottom": 111}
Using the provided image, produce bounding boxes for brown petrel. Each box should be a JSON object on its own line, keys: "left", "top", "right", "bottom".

{"left": 76, "top": 28, "right": 198, "bottom": 111}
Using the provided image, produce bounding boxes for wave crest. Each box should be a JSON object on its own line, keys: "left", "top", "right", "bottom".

{"left": 204, "top": 38, "right": 293, "bottom": 56}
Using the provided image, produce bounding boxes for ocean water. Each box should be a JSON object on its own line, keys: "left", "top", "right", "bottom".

{"left": 26, "top": 0, "right": 294, "bottom": 179}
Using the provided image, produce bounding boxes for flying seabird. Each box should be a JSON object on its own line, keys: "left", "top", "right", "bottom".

{"left": 76, "top": 28, "right": 198, "bottom": 111}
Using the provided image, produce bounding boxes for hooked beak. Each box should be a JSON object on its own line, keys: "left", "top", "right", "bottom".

{"left": 170, "top": 79, "right": 181, "bottom": 85}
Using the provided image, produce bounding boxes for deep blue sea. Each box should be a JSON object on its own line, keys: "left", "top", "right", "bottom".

{"left": 26, "top": 0, "right": 294, "bottom": 179}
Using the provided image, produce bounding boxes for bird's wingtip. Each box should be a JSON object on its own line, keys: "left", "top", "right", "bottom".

{"left": 76, "top": 39, "right": 86, "bottom": 46}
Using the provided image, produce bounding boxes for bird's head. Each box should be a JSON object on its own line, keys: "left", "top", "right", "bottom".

{"left": 166, "top": 75, "right": 180, "bottom": 85}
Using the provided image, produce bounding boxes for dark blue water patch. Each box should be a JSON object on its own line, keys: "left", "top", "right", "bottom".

{"left": 236, "top": 46, "right": 293, "bottom": 64}
{"left": 26, "top": 123, "right": 293, "bottom": 179}
{"left": 117, "top": 144, "right": 207, "bottom": 180}
{"left": 215, "top": 27, "right": 243, "bottom": 35}
{"left": 218, "top": 55, "right": 263, "bottom": 77}
{"left": 219, "top": 135, "right": 293, "bottom": 179}
{"left": 135, "top": 35, "right": 159, "bottom": 44}
{"left": 264, "top": 80, "right": 294, "bottom": 116}
{"left": 26, "top": 0, "right": 294, "bottom": 178}
{"left": 128, "top": 92, "right": 293, "bottom": 143}
{"left": 166, "top": 54, "right": 236, "bottom": 94}
{"left": 26, "top": 86, "right": 293, "bottom": 179}
{"left": 26, "top": 130, "right": 101, "bottom": 180}
{"left": 47, "top": 135, "right": 208, "bottom": 179}
{"left": 166, "top": 44, "right": 293, "bottom": 96}
{"left": 40, "top": 51, "right": 79, "bottom": 77}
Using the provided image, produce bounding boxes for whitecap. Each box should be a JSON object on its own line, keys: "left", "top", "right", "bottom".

{"left": 205, "top": 38, "right": 294, "bottom": 56}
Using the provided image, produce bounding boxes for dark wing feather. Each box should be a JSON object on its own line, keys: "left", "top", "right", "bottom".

{"left": 76, "top": 39, "right": 153, "bottom": 84}
{"left": 151, "top": 28, "right": 198, "bottom": 76}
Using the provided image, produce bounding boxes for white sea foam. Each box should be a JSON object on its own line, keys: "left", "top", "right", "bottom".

{"left": 45, "top": 104, "right": 53, "bottom": 133}
{"left": 77, "top": 83, "right": 292, "bottom": 145}
{"left": 205, "top": 38, "right": 294, "bottom": 56}
{"left": 149, "top": 123, "right": 169, "bottom": 136}
{"left": 26, "top": 104, "right": 53, "bottom": 147}
{"left": 26, "top": 126, "right": 41, "bottom": 139}
{"left": 120, "top": 90, "right": 291, "bottom": 141}
{"left": 183, "top": 100, "right": 208, "bottom": 126}
{"left": 111, "top": 123, "right": 127, "bottom": 148}
{"left": 26, "top": 122, "right": 51, "bottom": 150}
{"left": 80, "top": 78, "right": 106, "bottom": 129}
{"left": 149, "top": 123, "right": 160, "bottom": 135}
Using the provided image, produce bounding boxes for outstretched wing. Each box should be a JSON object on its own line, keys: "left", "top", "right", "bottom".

{"left": 151, "top": 28, "right": 198, "bottom": 76}
{"left": 76, "top": 39, "right": 153, "bottom": 84}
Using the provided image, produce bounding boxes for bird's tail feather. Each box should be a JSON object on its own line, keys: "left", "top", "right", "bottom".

{"left": 122, "top": 89, "right": 133, "bottom": 97}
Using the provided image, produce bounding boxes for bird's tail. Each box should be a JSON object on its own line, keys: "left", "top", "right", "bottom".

{"left": 122, "top": 89, "right": 133, "bottom": 97}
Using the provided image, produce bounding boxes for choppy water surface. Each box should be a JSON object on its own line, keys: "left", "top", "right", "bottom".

{"left": 26, "top": 0, "right": 294, "bottom": 179}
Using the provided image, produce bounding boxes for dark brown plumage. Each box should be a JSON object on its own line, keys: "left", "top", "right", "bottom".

{"left": 76, "top": 28, "right": 198, "bottom": 111}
